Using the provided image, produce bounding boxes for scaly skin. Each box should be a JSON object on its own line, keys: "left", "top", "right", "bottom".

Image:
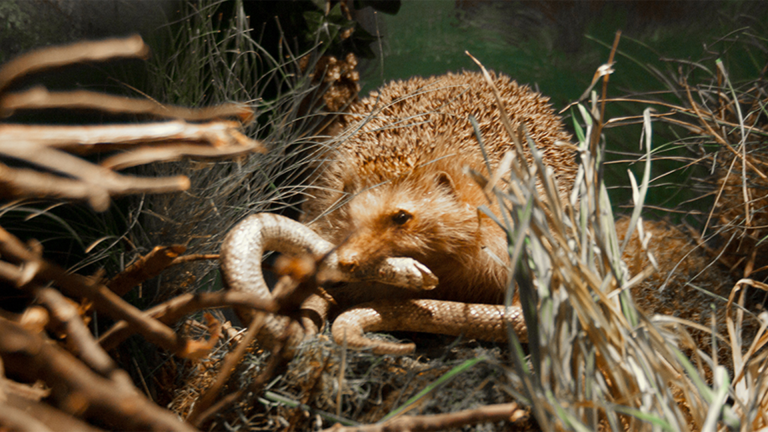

{"left": 220, "top": 213, "right": 527, "bottom": 355}
{"left": 333, "top": 299, "right": 527, "bottom": 355}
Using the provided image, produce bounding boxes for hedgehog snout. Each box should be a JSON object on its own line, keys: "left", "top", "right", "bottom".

{"left": 337, "top": 249, "right": 361, "bottom": 273}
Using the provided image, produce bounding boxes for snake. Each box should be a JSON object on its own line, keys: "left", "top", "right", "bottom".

{"left": 220, "top": 213, "right": 527, "bottom": 355}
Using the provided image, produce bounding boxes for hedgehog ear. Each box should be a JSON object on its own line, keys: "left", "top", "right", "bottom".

{"left": 342, "top": 178, "right": 358, "bottom": 195}
{"left": 434, "top": 171, "right": 458, "bottom": 197}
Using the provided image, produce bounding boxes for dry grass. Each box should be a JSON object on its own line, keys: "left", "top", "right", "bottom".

{"left": 483, "top": 30, "right": 768, "bottom": 431}
{"left": 2, "top": 2, "right": 768, "bottom": 430}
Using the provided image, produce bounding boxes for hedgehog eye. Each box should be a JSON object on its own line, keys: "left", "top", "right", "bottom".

{"left": 391, "top": 210, "right": 413, "bottom": 226}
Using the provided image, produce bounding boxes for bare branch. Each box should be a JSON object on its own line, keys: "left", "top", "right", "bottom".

{"left": 0, "top": 36, "right": 149, "bottom": 95}
{"left": 3, "top": 393, "right": 104, "bottom": 432}
{"left": 0, "top": 402, "right": 56, "bottom": 432}
{"left": 0, "top": 226, "right": 211, "bottom": 359}
{"left": 0, "top": 305, "right": 49, "bottom": 334}
{"left": 35, "top": 287, "right": 134, "bottom": 391}
{"left": 100, "top": 141, "right": 260, "bottom": 170}
{"left": 98, "top": 290, "right": 278, "bottom": 351}
{"left": 0, "top": 143, "right": 187, "bottom": 193}
{"left": 0, "top": 161, "right": 112, "bottom": 210}
{"left": 0, "top": 87, "right": 254, "bottom": 123}
{"left": 0, "top": 35, "right": 262, "bottom": 213}
{"left": 0, "top": 120, "right": 263, "bottom": 211}
{"left": 0, "top": 160, "right": 184, "bottom": 212}
{"left": 0, "top": 319, "right": 196, "bottom": 431}
{"left": 322, "top": 402, "right": 527, "bottom": 432}
{"left": 0, "top": 120, "right": 264, "bottom": 152}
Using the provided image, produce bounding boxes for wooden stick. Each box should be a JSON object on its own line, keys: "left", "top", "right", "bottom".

{"left": 322, "top": 402, "right": 527, "bottom": 432}
{"left": 0, "top": 36, "right": 149, "bottom": 95}
{"left": 98, "top": 291, "right": 277, "bottom": 351}
{"left": 1, "top": 87, "right": 254, "bottom": 123}
{"left": 0, "top": 319, "right": 196, "bottom": 432}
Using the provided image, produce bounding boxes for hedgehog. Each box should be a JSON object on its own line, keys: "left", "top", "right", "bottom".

{"left": 221, "top": 70, "right": 576, "bottom": 354}
{"left": 301, "top": 70, "right": 577, "bottom": 307}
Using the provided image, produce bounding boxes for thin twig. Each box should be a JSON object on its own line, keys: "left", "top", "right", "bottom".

{"left": 0, "top": 86, "right": 254, "bottom": 123}
{"left": 3, "top": 392, "right": 103, "bottom": 432}
{"left": 0, "top": 162, "right": 114, "bottom": 211}
{"left": 0, "top": 120, "right": 263, "bottom": 152}
{"left": 0, "top": 402, "right": 56, "bottom": 432}
{"left": 0, "top": 35, "right": 149, "bottom": 95}
{"left": 100, "top": 141, "right": 260, "bottom": 170}
{"left": 98, "top": 290, "right": 277, "bottom": 351}
{"left": 186, "top": 314, "right": 264, "bottom": 426}
{"left": 0, "top": 144, "right": 190, "bottom": 212}
{"left": 322, "top": 402, "right": 526, "bottom": 432}
{"left": 170, "top": 254, "right": 219, "bottom": 265}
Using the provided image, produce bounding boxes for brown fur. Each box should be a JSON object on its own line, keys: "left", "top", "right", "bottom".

{"left": 303, "top": 71, "right": 576, "bottom": 305}
{"left": 615, "top": 217, "right": 758, "bottom": 367}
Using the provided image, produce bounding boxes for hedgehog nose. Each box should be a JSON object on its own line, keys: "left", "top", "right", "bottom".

{"left": 337, "top": 252, "right": 360, "bottom": 274}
